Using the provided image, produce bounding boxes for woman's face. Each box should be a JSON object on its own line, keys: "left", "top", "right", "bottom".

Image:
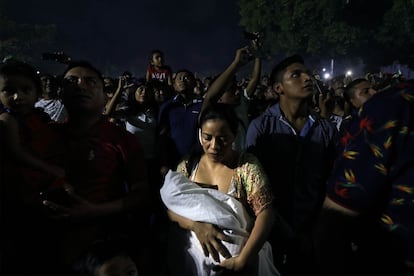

{"left": 154, "top": 88, "right": 165, "bottom": 103}
{"left": 134, "top": 85, "right": 148, "bottom": 103}
{"left": 199, "top": 119, "right": 235, "bottom": 163}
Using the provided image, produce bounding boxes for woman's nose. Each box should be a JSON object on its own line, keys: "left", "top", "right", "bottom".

{"left": 211, "top": 138, "right": 222, "bottom": 150}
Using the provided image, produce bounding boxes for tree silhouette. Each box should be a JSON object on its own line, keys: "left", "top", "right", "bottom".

{"left": 0, "top": 0, "right": 57, "bottom": 63}
{"left": 239, "top": 0, "right": 414, "bottom": 70}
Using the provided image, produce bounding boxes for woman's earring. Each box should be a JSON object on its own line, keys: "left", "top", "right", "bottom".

{"left": 198, "top": 129, "right": 203, "bottom": 145}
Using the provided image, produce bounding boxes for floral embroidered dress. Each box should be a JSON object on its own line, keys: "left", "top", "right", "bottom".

{"left": 176, "top": 151, "right": 274, "bottom": 217}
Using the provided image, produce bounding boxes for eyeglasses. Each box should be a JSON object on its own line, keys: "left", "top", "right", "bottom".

{"left": 64, "top": 75, "right": 100, "bottom": 86}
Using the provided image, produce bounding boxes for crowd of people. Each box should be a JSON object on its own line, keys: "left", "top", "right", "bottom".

{"left": 0, "top": 43, "right": 413, "bottom": 276}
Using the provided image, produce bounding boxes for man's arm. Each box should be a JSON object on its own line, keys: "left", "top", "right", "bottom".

{"left": 103, "top": 77, "right": 125, "bottom": 115}
{"left": 244, "top": 57, "right": 261, "bottom": 99}
{"left": 201, "top": 47, "right": 252, "bottom": 114}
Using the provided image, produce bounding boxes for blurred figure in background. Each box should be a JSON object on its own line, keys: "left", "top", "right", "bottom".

{"left": 35, "top": 73, "right": 68, "bottom": 122}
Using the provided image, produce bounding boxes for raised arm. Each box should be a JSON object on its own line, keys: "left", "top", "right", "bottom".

{"left": 244, "top": 57, "right": 261, "bottom": 99}
{"left": 103, "top": 76, "right": 126, "bottom": 116}
{"left": 201, "top": 47, "right": 252, "bottom": 114}
{"left": 245, "top": 36, "right": 263, "bottom": 98}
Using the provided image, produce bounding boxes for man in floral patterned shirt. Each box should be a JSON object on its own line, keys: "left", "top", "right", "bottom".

{"left": 316, "top": 79, "right": 414, "bottom": 274}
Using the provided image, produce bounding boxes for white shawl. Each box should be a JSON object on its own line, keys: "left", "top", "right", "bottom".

{"left": 160, "top": 170, "right": 279, "bottom": 276}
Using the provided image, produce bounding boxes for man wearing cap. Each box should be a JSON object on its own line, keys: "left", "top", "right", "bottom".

{"left": 246, "top": 55, "right": 339, "bottom": 274}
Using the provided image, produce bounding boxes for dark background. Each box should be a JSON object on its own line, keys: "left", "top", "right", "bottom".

{"left": 4, "top": 0, "right": 272, "bottom": 78}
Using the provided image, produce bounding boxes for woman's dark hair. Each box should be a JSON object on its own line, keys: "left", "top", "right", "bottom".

{"left": 199, "top": 103, "right": 239, "bottom": 136}
{"left": 185, "top": 104, "right": 239, "bottom": 173}
{"left": 0, "top": 60, "right": 42, "bottom": 96}
{"left": 125, "top": 81, "right": 156, "bottom": 114}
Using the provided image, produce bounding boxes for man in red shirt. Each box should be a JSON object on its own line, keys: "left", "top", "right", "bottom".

{"left": 44, "top": 61, "right": 150, "bottom": 271}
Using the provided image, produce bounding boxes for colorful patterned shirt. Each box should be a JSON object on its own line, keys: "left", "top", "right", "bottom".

{"left": 326, "top": 80, "right": 414, "bottom": 267}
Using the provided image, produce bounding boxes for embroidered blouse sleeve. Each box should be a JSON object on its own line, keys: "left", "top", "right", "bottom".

{"left": 176, "top": 159, "right": 189, "bottom": 176}
{"left": 238, "top": 153, "right": 274, "bottom": 216}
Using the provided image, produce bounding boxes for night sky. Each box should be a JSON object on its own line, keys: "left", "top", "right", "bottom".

{"left": 4, "top": 0, "right": 262, "bottom": 78}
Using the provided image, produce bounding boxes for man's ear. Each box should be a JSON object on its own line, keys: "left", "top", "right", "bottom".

{"left": 273, "top": 82, "right": 283, "bottom": 95}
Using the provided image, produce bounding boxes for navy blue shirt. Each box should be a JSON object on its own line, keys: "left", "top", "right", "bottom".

{"left": 158, "top": 95, "right": 203, "bottom": 162}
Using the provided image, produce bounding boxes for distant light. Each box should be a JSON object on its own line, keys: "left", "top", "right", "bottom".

{"left": 323, "top": 73, "right": 331, "bottom": 79}
{"left": 36, "top": 71, "right": 40, "bottom": 75}
{"left": 346, "top": 70, "right": 352, "bottom": 76}
{"left": 322, "top": 68, "right": 326, "bottom": 72}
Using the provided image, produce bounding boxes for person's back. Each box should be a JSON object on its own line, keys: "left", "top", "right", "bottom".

{"left": 316, "top": 80, "right": 414, "bottom": 274}
{"left": 246, "top": 55, "right": 339, "bottom": 274}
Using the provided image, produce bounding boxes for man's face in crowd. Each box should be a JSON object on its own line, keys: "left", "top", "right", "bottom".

{"left": 40, "top": 75, "right": 58, "bottom": 98}
{"left": 274, "top": 63, "right": 314, "bottom": 100}
{"left": 61, "top": 66, "right": 105, "bottom": 113}
{"left": 173, "top": 71, "right": 195, "bottom": 94}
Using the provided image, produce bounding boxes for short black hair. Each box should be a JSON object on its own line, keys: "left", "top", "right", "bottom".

{"left": 0, "top": 60, "right": 42, "bottom": 96}
{"left": 149, "top": 49, "right": 164, "bottom": 61}
{"left": 175, "top": 69, "right": 195, "bottom": 80}
{"left": 62, "top": 60, "right": 104, "bottom": 82}
{"left": 122, "top": 71, "right": 132, "bottom": 77}
{"left": 270, "top": 55, "right": 304, "bottom": 86}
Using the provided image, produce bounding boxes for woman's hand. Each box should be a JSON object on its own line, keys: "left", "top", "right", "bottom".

{"left": 218, "top": 255, "right": 247, "bottom": 271}
{"left": 191, "top": 221, "right": 233, "bottom": 262}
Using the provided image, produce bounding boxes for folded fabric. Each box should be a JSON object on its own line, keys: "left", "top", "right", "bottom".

{"left": 161, "top": 170, "right": 280, "bottom": 276}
